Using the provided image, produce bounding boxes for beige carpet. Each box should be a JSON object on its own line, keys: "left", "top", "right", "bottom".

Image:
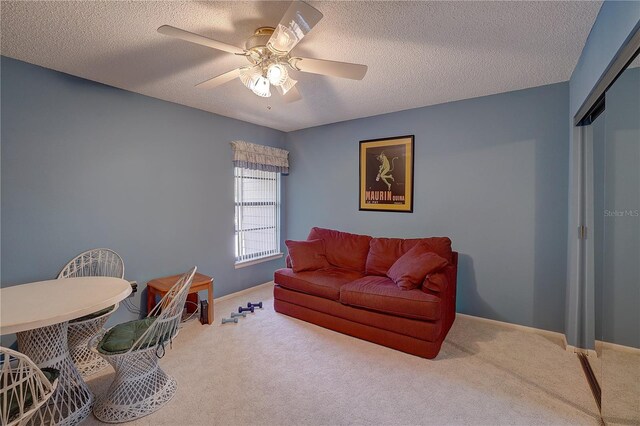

{"left": 593, "top": 345, "right": 640, "bottom": 425}
{"left": 84, "top": 283, "right": 603, "bottom": 425}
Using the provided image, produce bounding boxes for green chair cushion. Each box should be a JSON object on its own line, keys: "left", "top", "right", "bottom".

{"left": 98, "top": 317, "right": 159, "bottom": 354}
{"left": 70, "top": 305, "right": 115, "bottom": 323}
{"left": 41, "top": 368, "right": 59, "bottom": 384}
{"left": 2, "top": 367, "right": 58, "bottom": 421}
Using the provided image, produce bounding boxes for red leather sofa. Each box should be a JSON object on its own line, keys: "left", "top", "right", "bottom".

{"left": 274, "top": 227, "right": 458, "bottom": 359}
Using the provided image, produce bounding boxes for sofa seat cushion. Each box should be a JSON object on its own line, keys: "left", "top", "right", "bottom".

{"left": 274, "top": 285, "right": 442, "bottom": 342}
{"left": 365, "top": 237, "right": 452, "bottom": 276}
{"left": 307, "top": 227, "right": 372, "bottom": 273}
{"left": 274, "top": 268, "right": 365, "bottom": 301}
{"left": 340, "top": 276, "right": 442, "bottom": 321}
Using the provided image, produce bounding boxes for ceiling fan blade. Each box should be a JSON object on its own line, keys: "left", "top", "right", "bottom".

{"left": 196, "top": 68, "right": 242, "bottom": 90}
{"left": 267, "top": 1, "right": 323, "bottom": 54}
{"left": 289, "top": 57, "right": 368, "bottom": 80}
{"left": 157, "top": 25, "right": 245, "bottom": 55}
{"left": 281, "top": 85, "right": 302, "bottom": 103}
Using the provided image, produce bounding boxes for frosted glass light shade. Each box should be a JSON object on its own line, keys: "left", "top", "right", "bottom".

{"left": 269, "top": 25, "right": 299, "bottom": 54}
{"left": 267, "top": 63, "right": 288, "bottom": 86}
{"left": 239, "top": 66, "right": 261, "bottom": 90}
{"left": 251, "top": 75, "right": 271, "bottom": 97}
{"left": 267, "top": 1, "right": 323, "bottom": 54}
{"left": 277, "top": 76, "right": 297, "bottom": 95}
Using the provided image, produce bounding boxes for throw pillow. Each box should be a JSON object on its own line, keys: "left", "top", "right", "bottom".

{"left": 386, "top": 244, "right": 448, "bottom": 290}
{"left": 423, "top": 272, "right": 448, "bottom": 293}
{"left": 285, "top": 239, "right": 331, "bottom": 273}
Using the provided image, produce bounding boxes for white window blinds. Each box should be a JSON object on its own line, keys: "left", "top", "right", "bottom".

{"left": 234, "top": 167, "right": 281, "bottom": 264}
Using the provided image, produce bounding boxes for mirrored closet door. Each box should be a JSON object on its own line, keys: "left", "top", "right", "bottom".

{"left": 590, "top": 57, "right": 639, "bottom": 424}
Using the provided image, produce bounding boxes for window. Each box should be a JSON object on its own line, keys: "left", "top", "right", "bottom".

{"left": 234, "top": 167, "right": 281, "bottom": 265}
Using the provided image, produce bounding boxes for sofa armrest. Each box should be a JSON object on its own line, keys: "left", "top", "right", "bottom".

{"left": 448, "top": 251, "right": 458, "bottom": 288}
{"left": 286, "top": 255, "right": 292, "bottom": 268}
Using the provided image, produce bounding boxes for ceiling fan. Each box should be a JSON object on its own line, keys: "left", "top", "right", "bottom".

{"left": 157, "top": 0, "right": 367, "bottom": 103}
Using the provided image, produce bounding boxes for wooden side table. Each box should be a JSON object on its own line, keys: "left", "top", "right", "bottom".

{"left": 146, "top": 272, "right": 213, "bottom": 324}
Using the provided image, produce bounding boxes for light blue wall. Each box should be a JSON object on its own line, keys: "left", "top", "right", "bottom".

{"left": 284, "top": 83, "right": 569, "bottom": 333}
{"left": 565, "top": 0, "right": 640, "bottom": 348}
{"left": 1, "top": 57, "right": 286, "bottom": 340}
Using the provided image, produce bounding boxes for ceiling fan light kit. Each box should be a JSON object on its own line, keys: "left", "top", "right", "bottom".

{"left": 277, "top": 75, "right": 298, "bottom": 96}
{"left": 252, "top": 75, "right": 271, "bottom": 98}
{"left": 158, "top": 0, "right": 367, "bottom": 103}
{"left": 267, "top": 63, "right": 288, "bottom": 86}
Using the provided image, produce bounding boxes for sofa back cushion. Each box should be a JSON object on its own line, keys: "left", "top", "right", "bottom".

{"left": 307, "top": 227, "right": 372, "bottom": 273}
{"left": 386, "top": 244, "right": 449, "bottom": 290}
{"left": 285, "top": 239, "right": 331, "bottom": 273}
{"left": 366, "top": 237, "right": 452, "bottom": 276}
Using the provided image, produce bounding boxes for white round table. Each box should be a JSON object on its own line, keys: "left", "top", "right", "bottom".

{"left": 0, "top": 277, "right": 131, "bottom": 426}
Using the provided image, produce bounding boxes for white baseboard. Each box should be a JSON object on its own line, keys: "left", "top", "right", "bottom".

{"left": 565, "top": 344, "right": 599, "bottom": 358}
{"left": 457, "top": 313, "right": 639, "bottom": 357}
{"left": 564, "top": 337, "right": 639, "bottom": 358}
{"left": 596, "top": 339, "right": 640, "bottom": 355}
{"left": 214, "top": 281, "right": 274, "bottom": 304}
{"left": 456, "top": 312, "right": 566, "bottom": 342}
{"left": 457, "top": 313, "right": 579, "bottom": 354}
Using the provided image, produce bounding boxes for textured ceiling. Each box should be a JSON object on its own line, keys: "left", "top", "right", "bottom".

{"left": 1, "top": 1, "right": 601, "bottom": 132}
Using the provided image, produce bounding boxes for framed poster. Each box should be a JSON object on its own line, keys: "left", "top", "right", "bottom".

{"left": 359, "top": 135, "right": 414, "bottom": 212}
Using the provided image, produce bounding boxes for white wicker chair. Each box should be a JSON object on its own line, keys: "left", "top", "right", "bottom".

{"left": 58, "top": 248, "right": 125, "bottom": 377}
{"left": 0, "top": 347, "right": 58, "bottom": 426}
{"left": 90, "top": 267, "right": 196, "bottom": 423}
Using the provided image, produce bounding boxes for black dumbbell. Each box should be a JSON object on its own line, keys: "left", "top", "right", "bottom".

{"left": 247, "top": 302, "right": 263, "bottom": 309}
{"left": 221, "top": 317, "right": 238, "bottom": 324}
{"left": 238, "top": 306, "right": 254, "bottom": 314}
